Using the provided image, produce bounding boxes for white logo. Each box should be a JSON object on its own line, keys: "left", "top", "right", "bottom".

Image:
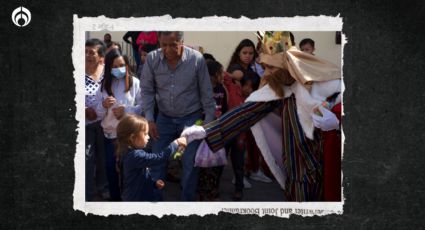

{"left": 11, "top": 6, "right": 31, "bottom": 27}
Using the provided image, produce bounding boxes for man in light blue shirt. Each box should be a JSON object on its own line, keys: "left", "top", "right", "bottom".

{"left": 141, "top": 31, "right": 215, "bottom": 201}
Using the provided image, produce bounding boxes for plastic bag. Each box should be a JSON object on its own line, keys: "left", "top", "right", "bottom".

{"left": 101, "top": 105, "right": 120, "bottom": 138}
{"left": 194, "top": 140, "right": 227, "bottom": 167}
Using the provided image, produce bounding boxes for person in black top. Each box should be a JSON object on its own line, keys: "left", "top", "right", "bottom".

{"left": 123, "top": 31, "right": 142, "bottom": 67}
{"left": 226, "top": 39, "right": 258, "bottom": 81}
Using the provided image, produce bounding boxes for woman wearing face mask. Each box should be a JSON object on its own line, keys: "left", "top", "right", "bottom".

{"left": 95, "top": 49, "right": 142, "bottom": 201}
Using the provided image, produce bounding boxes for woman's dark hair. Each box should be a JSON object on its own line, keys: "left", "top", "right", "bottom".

{"left": 102, "top": 49, "right": 133, "bottom": 96}
{"left": 227, "top": 39, "right": 258, "bottom": 71}
{"left": 122, "top": 55, "right": 135, "bottom": 76}
{"left": 206, "top": 60, "right": 223, "bottom": 78}
{"left": 85, "top": 38, "right": 106, "bottom": 57}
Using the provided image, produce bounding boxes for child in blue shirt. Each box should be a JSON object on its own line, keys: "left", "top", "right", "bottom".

{"left": 116, "top": 114, "right": 187, "bottom": 201}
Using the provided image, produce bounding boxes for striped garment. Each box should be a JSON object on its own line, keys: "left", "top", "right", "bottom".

{"left": 282, "top": 95, "right": 323, "bottom": 201}
{"left": 203, "top": 95, "right": 323, "bottom": 201}
{"left": 204, "top": 100, "right": 281, "bottom": 152}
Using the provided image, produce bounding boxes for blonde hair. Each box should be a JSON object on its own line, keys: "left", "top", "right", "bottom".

{"left": 116, "top": 114, "right": 149, "bottom": 158}
{"left": 260, "top": 68, "right": 295, "bottom": 98}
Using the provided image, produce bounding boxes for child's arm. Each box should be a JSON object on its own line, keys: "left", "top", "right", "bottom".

{"left": 131, "top": 137, "right": 187, "bottom": 167}
{"left": 228, "top": 69, "right": 244, "bottom": 81}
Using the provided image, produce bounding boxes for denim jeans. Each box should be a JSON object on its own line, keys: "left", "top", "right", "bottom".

{"left": 85, "top": 121, "right": 108, "bottom": 201}
{"left": 151, "top": 112, "right": 202, "bottom": 201}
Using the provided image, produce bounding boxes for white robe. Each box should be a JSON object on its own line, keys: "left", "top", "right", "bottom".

{"left": 245, "top": 79, "right": 341, "bottom": 190}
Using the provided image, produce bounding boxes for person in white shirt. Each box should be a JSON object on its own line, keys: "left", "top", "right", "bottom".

{"left": 95, "top": 49, "right": 142, "bottom": 201}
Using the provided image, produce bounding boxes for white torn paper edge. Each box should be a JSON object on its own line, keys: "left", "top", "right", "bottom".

{"left": 73, "top": 15, "right": 346, "bottom": 218}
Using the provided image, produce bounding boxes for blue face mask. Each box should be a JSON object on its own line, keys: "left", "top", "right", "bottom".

{"left": 111, "top": 67, "right": 126, "bottom": 79}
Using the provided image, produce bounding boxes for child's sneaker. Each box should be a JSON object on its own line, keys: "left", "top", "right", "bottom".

{"left": 250, "top": 170, "right": 273, "bottom": 183}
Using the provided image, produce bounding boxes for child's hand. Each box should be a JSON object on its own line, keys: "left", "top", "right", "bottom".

{"left": 172, "top": 137, "right": 187, "bottom": 160}
{"left": 173, "top": 150, "right": 183, "bottom": 160}
{"left": 156, "top": 179, "right": 165, "bottom": 189}
{"left": 175, "top": 137, "right": 187, "bottom": 148}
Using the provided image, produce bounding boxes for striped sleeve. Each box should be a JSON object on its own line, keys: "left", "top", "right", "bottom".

{"left": 203, "top": 100, "right": 281, "bottom": 152}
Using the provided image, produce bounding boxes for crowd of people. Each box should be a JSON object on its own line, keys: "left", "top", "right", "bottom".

{"left": 85, "top": 31, "right": 342, "bottom": 202}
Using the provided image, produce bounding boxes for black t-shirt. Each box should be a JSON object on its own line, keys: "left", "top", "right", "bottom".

{"left": 123, "top": 31, "right": 141, "bottom": 50}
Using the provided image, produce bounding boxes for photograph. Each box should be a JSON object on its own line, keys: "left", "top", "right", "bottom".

{"left": 76, "top": 16, "right": 344, "bottom": 217}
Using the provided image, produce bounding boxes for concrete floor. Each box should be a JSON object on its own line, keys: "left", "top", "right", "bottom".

{"left": 163, "top": 159, "right": 285, "bottom": 202}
